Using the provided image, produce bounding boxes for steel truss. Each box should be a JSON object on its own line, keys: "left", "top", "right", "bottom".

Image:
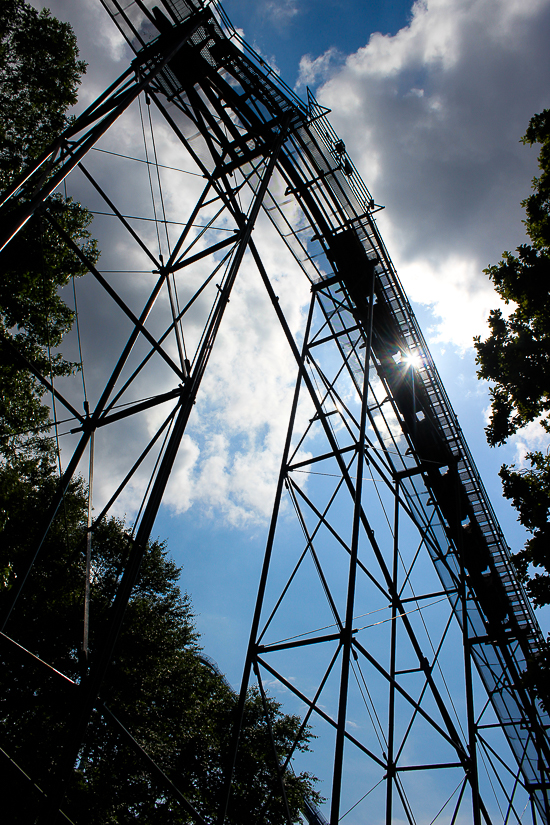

{"left": 0, "top": 0, "right": 548, "bottom": 822}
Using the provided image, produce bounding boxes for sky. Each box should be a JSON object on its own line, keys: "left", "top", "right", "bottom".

{"left": 25, "top": 0, "right": 550, "bottom": 819}
{"left": 32, "top": 0, "right": 550, "bottom": 640}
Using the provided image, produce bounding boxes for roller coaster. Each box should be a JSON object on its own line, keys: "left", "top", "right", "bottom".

{"left": 0, "top": 0, "right": 548, "bottom": 821}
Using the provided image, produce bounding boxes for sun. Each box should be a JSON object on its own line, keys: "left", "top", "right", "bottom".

{"left": 403, "top": 351, "right": 422, "bottom": 369}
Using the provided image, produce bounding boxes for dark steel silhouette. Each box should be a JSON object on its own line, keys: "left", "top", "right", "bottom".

{"left": 0, "top": 1, "right": 548, "bottom": 822}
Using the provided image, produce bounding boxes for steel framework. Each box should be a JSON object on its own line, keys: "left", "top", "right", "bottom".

{"left": 0, "top": 0, "right": 549, "bottom": 822}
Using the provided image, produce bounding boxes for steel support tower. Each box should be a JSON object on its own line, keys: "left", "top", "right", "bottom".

{"left": 0, "top": 0, "right": 549, "bottom": 822}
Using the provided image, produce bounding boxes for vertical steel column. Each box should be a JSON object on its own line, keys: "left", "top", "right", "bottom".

{"left": 330, "top": 265, "right": 376, "bottom": 825}
{"left": 330, "top": 329, "right": 369, "bottom": 822}
{"left": 385, "top": 477, "right": 400, "bottom": 824}
{"left": 81, "top": 430, "right": 95, "bottom": 668}
{"left": 460, "top": 539, "right": 482, "bottom": 824}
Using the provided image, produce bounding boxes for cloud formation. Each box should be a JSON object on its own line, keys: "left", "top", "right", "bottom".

{"left": 42, "top": 73, "right": 314, "bottom": 528}
{"left": 162, "top": 218, "right": 312, "bottom": 527}
{"left": 314, "top": 0, "right": 550, "bottom": 348}
{"left": 295, "top": 47, "right": 343, "bottom": 89}
{"left": 261, "top": 0, "right": 301, "bottom": 29}
{"left": 29, "top": 0, "right": 550, "bottom": 522}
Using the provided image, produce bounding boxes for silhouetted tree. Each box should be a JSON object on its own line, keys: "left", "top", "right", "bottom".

{"left": 0, "top": 453, "right": 319, "bottom": 823}
{"left": 0, "top": 0, "right": 97, "bottom": 458}
{"left": 475, "top": 109, "right": 550, "bottom": 709}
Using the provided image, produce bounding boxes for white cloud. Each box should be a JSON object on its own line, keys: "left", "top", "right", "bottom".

{"left": 161, "top": 219, "right": 313, "bottom": 527}
{"left": 63, "top": 114, "right": 313, "bottom": 527}
{"left": 295, "top": 47, "right": 342, "bottom": 90}
{"left": 388, "top": 252, "right": 507, "bottom": 350}
{"left": 479, "top": 397, "right": 550, "bottom": 468}
{"left": 510, "top": 419, "right": 550, "bottom": 467}
{"left": 262, "top": 0, "right": 300, "bottom": 28}
{"left": 30, "top": 0, "right": 550, "bottom": 530}
{"left": 314, "top": 0, "right": 550, "bottom": 350}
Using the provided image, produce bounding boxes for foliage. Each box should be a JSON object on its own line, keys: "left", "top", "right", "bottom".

{"left": 474, "top": 243, "right": 550, "bottom": 446}
{"left": 475, "top": 110, "right": 550, "bottom": 710}
{"left": 0, "top": 197, "right": 98, "bottom": 457}
{"left": 0, "top": 454, "right": 319, "bottom": 823}
{"left": 0, "top": 0, "right": 97, "bottom": 458}
{"left": 474, "top": 110, "right": 550, "bottom": 446}
{"left": 0, "top": 0, "right": 86, "bottom": 187}
{"left": 500, "top": 452, "right": 550, "bottom": 607}
{"left": 522, "top": 110, "right": 550, "bottom": 251}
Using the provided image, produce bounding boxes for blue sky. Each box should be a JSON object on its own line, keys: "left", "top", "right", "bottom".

{"left": 26, "top": 0, "right": 550, "bottom": 819}
{"left": 220, "top": 0, "right": 415, "bottom": 83}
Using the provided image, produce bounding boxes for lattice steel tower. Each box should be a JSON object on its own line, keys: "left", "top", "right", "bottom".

{"left": 1, "top": 1, "right": 549, "bottom": 823}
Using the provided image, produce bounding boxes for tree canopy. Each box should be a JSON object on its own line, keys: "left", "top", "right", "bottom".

{"left": 0, "top": 0, "right": 85, "bottom": 186}
{"left": 0, "top": 196, "right": 98, "bottom": 458}
{"left": 0, "top": 0, "right": 97, "bottom": 458}
{"left": 475, "top": 110, "right": 550, "bottom": 446}
{"left": 0, "top": 453, "right": 320, "bottom": 823}
{"left": 475, "top": 110, "right": 550, "bottom": 709}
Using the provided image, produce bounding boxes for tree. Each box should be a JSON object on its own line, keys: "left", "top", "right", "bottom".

{"left": 475, "top": 110, "right": 550, "bottom": 447}
{"left": 0, "top": 453, "right": 320, "bottom": 823}
{"left": 475, "top": 110, "right": 550, "bottom": 709}
{"left": 0, "top": 0, "right": 98, "bottom": 459}
{"left": 0, "top": 197, "right": 98, "bottom": 456}
{"left": 0, "top": 0, "right": 86, "bottom": 187}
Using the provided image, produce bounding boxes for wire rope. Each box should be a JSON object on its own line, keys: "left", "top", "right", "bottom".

{"left": 89, "top": 209, "right": 234, "bottom": 230}
{"left": 392, "top": 606, "right": 459, "bottom": 766}
{"left": 91, "top": 145, "right": 204, "bottom": 176}
{"left": 147, "top": 99, "right": 171, "bottom": 257}
{"left": 398, "top": 511, "right": 439, "bottom": 598}
{"left": 426, "top": 778, "right": 468, "bottom": 825}
{"left": 384, "top": 474, "right": 469, "bottom": 743}
{"left": 292, "top": 469, "right": 380, "bottom": 479}
{"left": 476, "top": 737, "right": 508, "bottom": 822}
{"left": 309, "top": 364, "right": 343, "bottom": 461}
{"left": 288, "top": 477, "right": 346, "bottom": 632}
{"left": 402, "top": 564, "right": 469, "bottom": 744}
{"left": 350, "top": 658, "right": 387, "bottom": 752}
{"left": 146, "top": 97, "right": 188, "bottom": 367}
{"left": 258, "top": 594, "right": 447, "bottom": 650}
{"left": 63, "top": 179, "right": 95, "bottom": 674}
{"left": 103, "top": 251, "right": 233, "bottom": 418}
{"left": 477, "top": 733, "right": 529, "bottom": 823}
{"left": 369, "top": 471, "right": 393, "bottom": 534}
{"left": 354, "top": 654, "right": 419, "bottom": 825}
{"left": 82, "top": 429, "right": 94, "bottom": 672}
{"left": 338, "top": 777, "right": 384, "bottom": 820}
{"left": 138, "top": 93, "right": 163, "bottom": 259}
{"left": 63, "top": 175, "right": 89, "bottom": 409}
{"left": 40, "top": 221, "right": 64, "bottom": 480}
{"left": 71, "top": 276, "right": 88, "bottom": 405}
{"left": 8, "top": 416, "right": 78, "bottom": 438}
{"left": 394, "top": 775, "right": 418, "bottom": 825}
